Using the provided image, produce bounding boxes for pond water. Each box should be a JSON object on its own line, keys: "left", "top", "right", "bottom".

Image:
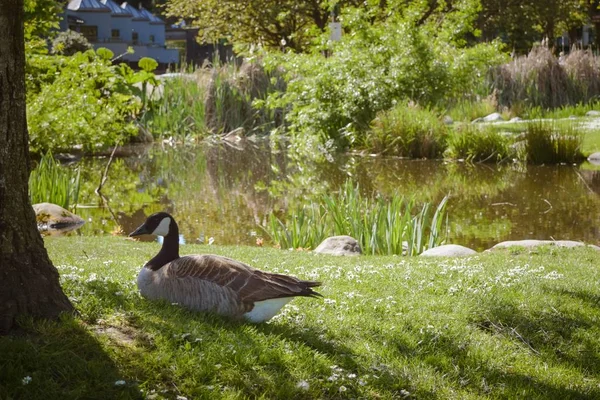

{"left": 63, "top": 141, "right": 600, "bottom": 251}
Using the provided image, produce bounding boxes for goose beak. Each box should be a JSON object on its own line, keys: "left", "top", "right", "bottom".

{"left": 129, "top": 223, "right": 149, "bottom": 237}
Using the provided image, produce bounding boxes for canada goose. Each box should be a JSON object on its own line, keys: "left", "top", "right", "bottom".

{"left": 129, "top": 212, "right": 322, "bottom": 322}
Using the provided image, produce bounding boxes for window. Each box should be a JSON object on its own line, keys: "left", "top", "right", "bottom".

{"left": 79, "top": 26, "right": 98, "bottom": 42}
{"left": 132, "top": 31, "right": 139, "bottom": 44}
{"left": 111, "top": 29, "right": 120, "bottom": 39}
{"left": 149, "top": 34, "right": 155, "bottom": 43}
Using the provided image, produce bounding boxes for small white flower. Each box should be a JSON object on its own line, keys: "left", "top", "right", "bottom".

{"left": 296, "top": 380, "right": 310, "bottom": 390}
{"left": 22, "top": 376, "right": 32, "bottom": 385}
{"left": 347, "top": 373, "right": 357, "bottom": 379}
{"left": 208, "top": 237, "right": 215, "bottom": 245}
{"left": 176, "top": 396, "right": 188, "bottom": 400}
{"left": 339, "top": 385, "right": 347, "bottom": 392}
{"left": 114, "top": 380, "right": 126, "bottom": 386}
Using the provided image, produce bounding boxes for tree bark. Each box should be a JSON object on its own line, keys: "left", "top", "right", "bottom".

{"left": 0, "top": 0, "right": 74, "bottom": 334}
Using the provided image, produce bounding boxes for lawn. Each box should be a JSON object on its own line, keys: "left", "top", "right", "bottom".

{"left": 1, "top": 236, "right": 600, "bottom": 399}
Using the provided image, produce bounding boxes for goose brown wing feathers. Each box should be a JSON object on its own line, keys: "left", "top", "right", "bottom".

{"left": 165, "top": 255, "right": 321, "bottom": 304}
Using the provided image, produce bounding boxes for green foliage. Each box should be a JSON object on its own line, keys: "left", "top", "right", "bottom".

{"left": 446, "top": 124, "right": 513, "bottom": 163}
{"left": 266, "top": 180, "right": 448, "bottom": 256}
{"left": 138, "top": 57, "right": 158, "bottom": 72}
{"left": 265, "top": 2, "right": 505, "bottom": 154}
{"left": 29, "top": 152, "right": 80, "bottom": 209}
{"left": 51, "top": 30, "right": 92, "bottom": 56}
{"left": 26, "top": 50, "right": 141, "bottom": 153}
{"left": 366, "top": 104, "right": 448, "bottom": 158}
{"left": 24, "top": 0, "right": 61, "bottom": 53}
{"left": 521, "top": 122, "right": 584, "bottom": 164}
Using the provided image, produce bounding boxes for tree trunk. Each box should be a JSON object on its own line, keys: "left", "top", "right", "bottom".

{"left": 0, "top": 0, "right": 74, "bottom": 334}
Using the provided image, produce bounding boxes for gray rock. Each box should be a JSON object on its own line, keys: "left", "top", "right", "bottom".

{"left": 483, "top": 112, "right": 505, "bottom": 122}
{"left": 588, "top": 152, "right": 600, "bottom": 166}
{"left": 33, "top": 203, "right": 84, "bottom": 231}
{"left": 585, "top": 110, "right": 600, "bottom": 117}
{"left": 490, "top": 239, "right": 599, "bottom": 250}
{"left": 509, "top": 117, "right": 523, "bottom": 122}
{"left": 443, "top": 116, "right": 454, "bottom": 125}
{"left": 420, "top": 244, "right": 477, "bottom": 257}
{"left": 314, "top": 235, "right": 362, "bottom": 256}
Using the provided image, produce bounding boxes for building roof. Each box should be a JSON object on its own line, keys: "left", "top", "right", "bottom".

{"left": 121, "top": 2, "right": 149, "bottom": 21}
{"left": 67, "top": 0, "right": 110, "bottom": 12}
{"left": 140, "top": 7, "right": 165, "bottom": 25}
{"left": 99, "top": 0, "right": 132, "bottom": 17}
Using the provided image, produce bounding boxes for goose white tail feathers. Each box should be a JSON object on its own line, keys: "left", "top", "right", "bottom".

{"left": 130, "top": 212, "right": 322, "bottom": 322}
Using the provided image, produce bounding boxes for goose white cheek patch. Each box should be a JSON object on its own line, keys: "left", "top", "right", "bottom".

{"left": 152, "top": 217, "right": 171, "bottom": 236}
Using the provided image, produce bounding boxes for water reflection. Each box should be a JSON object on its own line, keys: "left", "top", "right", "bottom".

{"left": 63, "top": 142, "right": 600, "bottom": 251}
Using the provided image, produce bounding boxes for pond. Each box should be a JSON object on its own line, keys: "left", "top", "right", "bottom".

{"left": 62, "top": 141, "right": 600, "bottom": 251}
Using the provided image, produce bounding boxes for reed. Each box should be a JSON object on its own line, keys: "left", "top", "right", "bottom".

{"left": 29, "top": 152, "right": 81, "bottom": 209}
{"left": 266, "top": 180, "right": 448, "bottom": 256}
{"left": 489, "top": 46, "right": 600, "bottom": 109}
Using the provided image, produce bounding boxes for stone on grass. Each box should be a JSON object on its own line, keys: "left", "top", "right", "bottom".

{"left": 585, "top": 110, "right": 600, "bottom": 117}
{"left": 314, "top": 236, "right": 362, "bottom": 256}
{"left": 443, "top": 116, "right": 454, "bottom": 125}
{"left": 420, "top": 244, "right": 477, "bottom": 257}
{"left": 509, "top": 117, "right": 523, "bottom": 122}
{"left": 588, "top": 152, "right": 600, "bottom": 166}
{"left": 33, "top": 203, "right": 84, "bottom": 232}
{"left": 483, "top": 112, "right": 505, "bottom": 122}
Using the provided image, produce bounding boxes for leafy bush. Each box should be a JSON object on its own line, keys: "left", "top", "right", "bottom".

{"left": 264, "top": 4, "right": 505, "bottom": 154}
{"left": 445, "top": 125, "right": 513, "bottom": 163}
{"left": 366, "top": 104, "right": 448, "bottom": 158}
{"left": 51, "top": 30, "right": 92, "bottom": 56}
{"left": 26, "top": 50, "right": 143, "bottom": 153}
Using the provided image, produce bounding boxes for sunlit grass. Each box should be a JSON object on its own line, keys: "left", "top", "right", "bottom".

{"left": 266, "top": 180, "right": 448, "bottom": 256}
{"left": 29, "top": 152, "right": 81, "bottom": 209}
{"left": 445, "top": 124, "right": 513, "bottom": 162}
{"left": 1, "top": 237, "right": 599, "bottom": 399}
{"left": 520, "top": 122, "right": 584, "bottom": 164}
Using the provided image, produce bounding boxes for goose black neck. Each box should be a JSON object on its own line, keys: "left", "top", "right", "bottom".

{"left": 147, "top": 220, "right": 180, "bottom": 271}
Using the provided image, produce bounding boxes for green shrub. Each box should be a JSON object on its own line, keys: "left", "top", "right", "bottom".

{"left": 51, "top": 30, "right": 92, "bottom": 56}
{"left": 445, "top": 124, "right": 513, "bottom": 162}
{"left": 29, "top": 152, "right": 80, "bottom": 209}
{"left": 366, "top": 104, "right": 448, "bottom": 158}
{"left": 520, "top": 122, "right": 584, "bottom": 164}
{"left": 26, "top": 50, "right": 141, "bottom": 153}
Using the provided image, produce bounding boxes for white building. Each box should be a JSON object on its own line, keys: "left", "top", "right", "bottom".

{"left": 60, "top": 0, "right": 179, "bottom": 65}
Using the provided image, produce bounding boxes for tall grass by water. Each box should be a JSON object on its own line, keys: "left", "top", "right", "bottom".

{"left": 445, "top": 124, "right": 513, "bottom": 163}
{"left": 29, "top": 152, "right": 80, "bottom": 209}
{"left": 521, "top": 122, "right": 584, "bottom": 164}
{"left": 366, "top": 104, "right": 447, "bottom": 158}
{"left": 267, "top": 181, "right": 448, "bottom": 255}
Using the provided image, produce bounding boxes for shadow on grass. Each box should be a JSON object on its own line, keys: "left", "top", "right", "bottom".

{"left": 0, "top": 316, "right": 142, "bottom": 400}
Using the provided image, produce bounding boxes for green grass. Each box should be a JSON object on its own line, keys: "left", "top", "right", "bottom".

{"left": 29, "top": 152, "right": 81, "bottom": 209}
{"left": 2, "top": 237, "right": 600, "bottom": 399}
{"left": 521, "top": 122, "right": 584, "bottom": 164}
